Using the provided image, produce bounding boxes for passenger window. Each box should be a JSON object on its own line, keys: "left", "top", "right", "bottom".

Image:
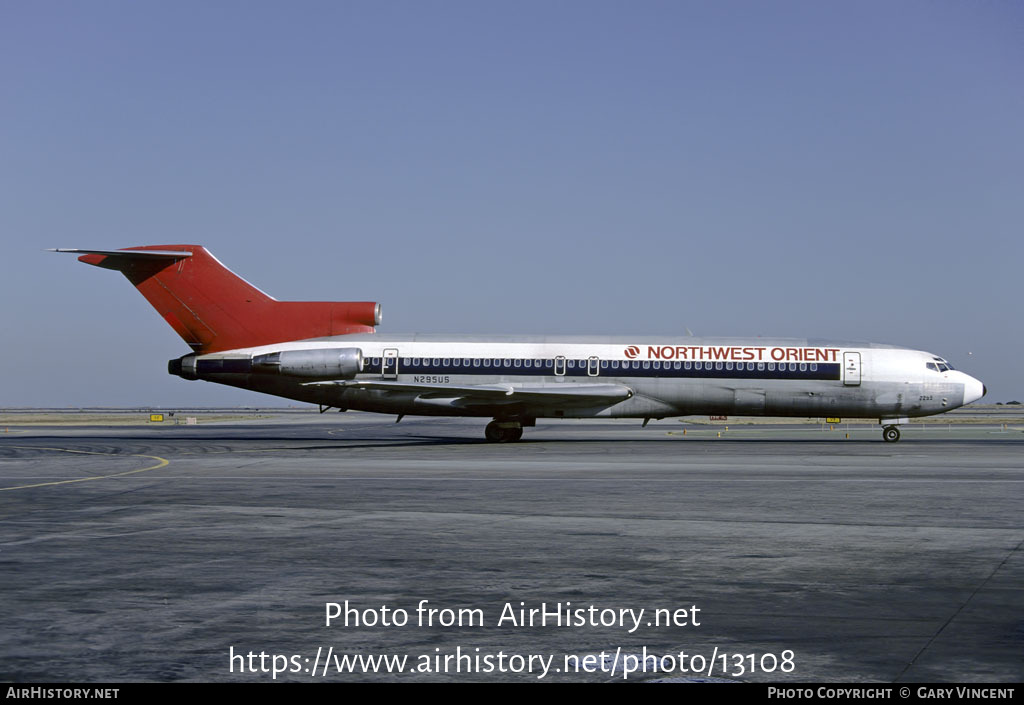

{"left": 514, "top": 359, "right": 521, "bottom": 368}
{"left": 726, "top": 362, "right": 733, "bottom": 371}
{"left": 757, "top": 362, "right": 765, "bottom": 371}
{"left": 443, "top": 358, "right": 450, "bottom": 366}
{"left": 715, "top": 362, "right": 723, "bottom": 371}
{"left": 653, "top": 361, "right": 661, "bottom": 370}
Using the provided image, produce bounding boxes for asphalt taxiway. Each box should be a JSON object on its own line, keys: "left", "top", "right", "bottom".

{"left": 1, "top": 414, "right": 1021, "bottom": 682}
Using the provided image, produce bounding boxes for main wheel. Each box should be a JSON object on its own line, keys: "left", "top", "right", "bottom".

{"left": 882, "top": 426, "right": 901, "bottom": 443}
{"left": 485, "top": 421, "right": 502, "bottom": 442}
{"left": 484, "top": 421, "right": 523, "bottom": 442}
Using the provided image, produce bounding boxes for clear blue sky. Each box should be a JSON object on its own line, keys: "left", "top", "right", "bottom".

{"left": 2, "top": 1, "right": 1021, "bottom": 406}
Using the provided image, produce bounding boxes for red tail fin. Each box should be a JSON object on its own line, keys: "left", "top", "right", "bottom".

{"left": 68, "top": 245, "right": 379, "bottom": 353}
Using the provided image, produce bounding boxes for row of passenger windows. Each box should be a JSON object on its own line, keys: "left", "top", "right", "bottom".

{"left": 367, "top": 358, "right": 820, "bottom": 372}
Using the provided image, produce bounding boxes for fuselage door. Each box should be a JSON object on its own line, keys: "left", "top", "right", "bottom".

{"left": 843, "top": 352, "right": 861, "bottom": 386}
{"left": 587, "top": 356, "right": 600, "bottom": 377}
{"left": 382, "top": 348, "right": 399, "bottom": 380}
{"left": 554, "top": 356, "right": 566, "bottom": 376}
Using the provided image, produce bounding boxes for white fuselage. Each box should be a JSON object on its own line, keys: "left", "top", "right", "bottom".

{"left": 176, "top": 334, "right": 986, "bottom": 423}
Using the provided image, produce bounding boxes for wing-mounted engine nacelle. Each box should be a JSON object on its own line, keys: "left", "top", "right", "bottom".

{"left": 252, "top": 348, "right": 363, "bottom": 379}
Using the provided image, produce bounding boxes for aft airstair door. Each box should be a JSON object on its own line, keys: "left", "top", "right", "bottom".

{"left": 843, "top": 352, "right": 861, "bottom": 386}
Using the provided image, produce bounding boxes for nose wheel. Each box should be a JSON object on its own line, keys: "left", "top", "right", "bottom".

{"left": 882, "top": 425, "right": 901, "bottom": 443}
{"left": 485, "top": 420, "right": 523, "bottom": 442}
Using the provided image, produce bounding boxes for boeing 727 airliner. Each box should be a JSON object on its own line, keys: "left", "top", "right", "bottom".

{"left": 54, "top": 245, "right": 986, "bottom": 442}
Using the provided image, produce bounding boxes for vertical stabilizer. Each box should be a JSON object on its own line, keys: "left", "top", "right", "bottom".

{"left": 57, "top": 245, "right": 379, "bottom": 353}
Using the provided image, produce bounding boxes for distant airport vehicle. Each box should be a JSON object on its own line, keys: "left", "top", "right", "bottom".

{"left": 54, "top": 246, "right": 985, "bottom": 442}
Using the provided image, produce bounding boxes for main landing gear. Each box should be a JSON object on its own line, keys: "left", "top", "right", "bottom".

{"left": 882, "top": 425, "right": 901, "bottom": 443}
{"left": 484, "top": 419, "right": 524, "bottom": 443}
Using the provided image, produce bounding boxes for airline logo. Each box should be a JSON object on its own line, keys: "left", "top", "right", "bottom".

{"left": 623, "top": 345, "right": 840, "bottom": 362}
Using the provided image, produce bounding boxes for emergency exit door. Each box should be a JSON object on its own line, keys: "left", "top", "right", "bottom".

{"left": 382, "top": 349, "right": 399, "bottom": 380}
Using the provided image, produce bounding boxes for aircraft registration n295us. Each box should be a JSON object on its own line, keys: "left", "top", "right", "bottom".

{"left": 54, "top": 245, "right": 986, "bottom": 442}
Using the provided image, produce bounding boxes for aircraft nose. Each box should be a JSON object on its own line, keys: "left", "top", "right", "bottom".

{"left": 963, "top": 376, "right": 986, "bottom": 405}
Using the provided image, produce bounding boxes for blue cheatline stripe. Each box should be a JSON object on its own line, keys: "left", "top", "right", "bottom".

{"left": 370, "top": 357, "right": 841, "bottom": 381}
{"left": 193, "top": 355, "right": 842, "bottom": 382}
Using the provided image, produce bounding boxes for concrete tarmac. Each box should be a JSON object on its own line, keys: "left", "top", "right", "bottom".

{"left": 1, "top": 414, "right": 1021, "bottom": 682}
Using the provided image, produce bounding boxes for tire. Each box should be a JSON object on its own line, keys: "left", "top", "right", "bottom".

{"left": 485, "top": 421, "right": 523, "bottom": 442}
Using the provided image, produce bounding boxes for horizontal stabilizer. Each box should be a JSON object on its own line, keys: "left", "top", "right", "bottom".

{"left": 49, "top": 248, "right": 193, "bottom": 260}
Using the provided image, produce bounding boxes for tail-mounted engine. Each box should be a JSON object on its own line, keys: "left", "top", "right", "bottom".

{"left": 169, "top": 347, "right": 363, "bottom": 381}
{"left": 252, "top": 348, "right": 362, "bottom": 379}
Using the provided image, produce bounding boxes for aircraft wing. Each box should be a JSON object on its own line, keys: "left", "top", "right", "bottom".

{"left": 306, "top": 380, "right": 633, "bottom": 408}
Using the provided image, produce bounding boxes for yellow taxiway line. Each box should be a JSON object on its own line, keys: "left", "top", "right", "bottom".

{"left": 0, "top": 446, "right": 170, "bottom": 492}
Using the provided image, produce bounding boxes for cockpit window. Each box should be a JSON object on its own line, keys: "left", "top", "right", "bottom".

{"left": 926, "top": 362, "right": 938, "bottom": 372}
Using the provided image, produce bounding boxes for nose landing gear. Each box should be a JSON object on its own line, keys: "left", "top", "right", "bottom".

{"left": 882, "top": 425, "right": 901, "bottom": 443}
